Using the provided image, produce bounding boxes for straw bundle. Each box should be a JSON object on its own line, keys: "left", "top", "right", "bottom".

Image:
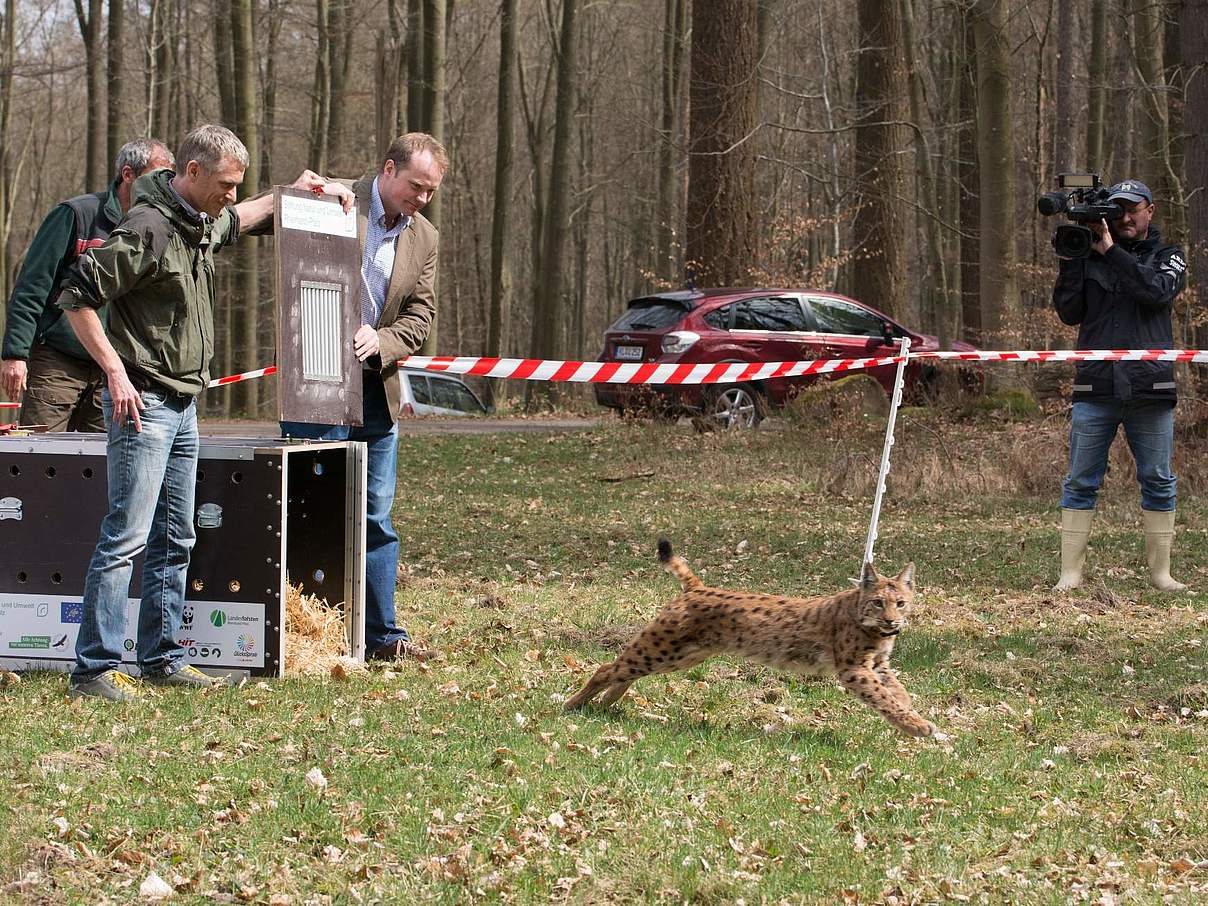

{"left": 284, "top": 583, "right": 364, "bottom": 676}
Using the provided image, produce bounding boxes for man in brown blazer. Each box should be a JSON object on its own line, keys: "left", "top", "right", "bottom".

{"left": 282, "top": 133, "right": 447, "bottom": 662}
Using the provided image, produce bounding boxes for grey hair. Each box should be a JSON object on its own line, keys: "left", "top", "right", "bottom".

{"left": 112, "top": 138, "right": 174, "bottom": 181}
{"left": 176, "top": 124, "right": 250, "bottom": 173}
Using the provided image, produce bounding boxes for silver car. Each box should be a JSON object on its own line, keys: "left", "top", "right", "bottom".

{"left": 399, "top": 369, "right": 489, "bottom": 417}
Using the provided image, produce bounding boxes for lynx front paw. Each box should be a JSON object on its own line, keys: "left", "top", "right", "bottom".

{"left": 900, "top": 715, "right": 936, "bottom": 738}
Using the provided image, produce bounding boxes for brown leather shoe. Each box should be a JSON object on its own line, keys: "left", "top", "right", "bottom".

{"left": 367, "top": 639, "right": 436, "bottom": 662}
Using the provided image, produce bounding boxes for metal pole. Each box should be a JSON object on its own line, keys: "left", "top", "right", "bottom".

{"left": 862, "top": 337, "right": 911, "bottom": 567}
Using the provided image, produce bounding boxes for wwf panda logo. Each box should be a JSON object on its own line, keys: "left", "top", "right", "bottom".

{"left": 182, "top": 604, "right": 194, "bottom": 627}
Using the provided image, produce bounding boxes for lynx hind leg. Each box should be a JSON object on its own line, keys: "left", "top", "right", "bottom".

{"left": 597, "top": 679, "right": 635, "bottom": 707}
{"left": 837, "top": 667, "right": 935, "bottom": 738}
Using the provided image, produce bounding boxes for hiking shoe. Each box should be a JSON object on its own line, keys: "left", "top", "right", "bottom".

{"left": 69, "top": 669, "right": 144, "bottom": 702}
{"left": 142, "top": 664, "right": 230, "bottom": 688}
{"left": 367, "top": 639, "right": 437, "bottom": 662}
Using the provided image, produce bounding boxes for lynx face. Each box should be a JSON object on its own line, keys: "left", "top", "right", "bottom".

{"left": 855, "top": 562, "right": 915, "bottom": 638}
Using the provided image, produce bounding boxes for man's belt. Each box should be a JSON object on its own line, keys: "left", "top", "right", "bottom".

{"left": 122, "top": 364, "right": 192, "bottom": 400}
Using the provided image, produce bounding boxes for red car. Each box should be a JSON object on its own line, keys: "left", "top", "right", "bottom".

{"left": 593, "top": 288, "right": 978, "bottom": 427}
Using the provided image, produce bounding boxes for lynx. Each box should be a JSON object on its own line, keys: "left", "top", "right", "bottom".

{"left": 565, "top": 540, "right": 936, "bottom": 737}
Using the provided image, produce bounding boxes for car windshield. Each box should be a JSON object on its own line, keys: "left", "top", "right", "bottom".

{"left": 608, "top": 299, "right": 689, "bottom": 331}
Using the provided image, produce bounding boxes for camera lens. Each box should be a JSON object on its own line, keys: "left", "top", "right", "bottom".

{"left": 1053, "top": 224, "right": 1093, "bottom": 259}
{"left": 1037, "top": 192, "right": 1068, "bottom": 216}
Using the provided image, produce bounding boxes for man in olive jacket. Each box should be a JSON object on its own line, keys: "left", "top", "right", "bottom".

{"left": 1, "top": 139, "right": 173, "bottom": 429}
{"left": 282, "top": 132, "right": 445, "bottom": 663}
{"left": 57, "top": 124, "right": 352, "bottom": 700}
{"left": 1051, "top": 179, "right": 1189, "bottom": 593}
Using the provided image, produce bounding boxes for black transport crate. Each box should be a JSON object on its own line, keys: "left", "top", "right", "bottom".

{"left": 0, "top": 434, "right": 366, "bottom": 678}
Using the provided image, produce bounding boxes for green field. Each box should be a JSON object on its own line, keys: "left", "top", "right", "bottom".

{"left": 3, "top": 402, "right": 1207, "bottom": 904}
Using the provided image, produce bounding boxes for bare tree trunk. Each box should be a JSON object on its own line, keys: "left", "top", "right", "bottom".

{"left": 972, "top": 0, "right": 1020, "bottom": 344}
{"left": 958, "top": 8, "right": 980, "bottom": 343}
{"left": 655, "top": 0, "right": 688, "bottom": 282}
{"left": 106, "top": 0, "right": 124, "bottom": 166}
{"left": 818, "top": 8, "right": 843, "bottom": 289}
{"left": 419, "top": 0, "right": 446, "bottom": 354}
{"left": 327, "top": 0, "right": 353, "bottom": 170}
{"left": 1054, "top": 0, "right": 1076, "bottom": 172}
{"left": 308, "top": 0, "right": 331, "bottom": 172}
{"left": 685, "top": 0, "right": 758, "bottom": 287}
{"left": 1133, "top": 0, "right": 1185, "bottom": 243}
{"left": 231, "top": 0, "right": 260, "bottom": 414}
{"left": 486, "top": 0, "right": 517, "bottom": 409}
{"left": 213, "top": 0, "right": 236, "bottom": 126}
{"left": 262, "top": 0, "right": 282, "bottom": 181}
{"left": 74, "top": 0, "right": 105, "bottom": 189}
{"left": 1181, "top": 0, "right": 1208, "bottom": 355}
{"left": 0, "top": 0, "right": 15, "bottom": 305}
{"left": 528, "top": 0, "right": 577, "bottom": 405}
{"left": 1086, "top": 0, "right": 1107, "bottom": 167}
{"left": 852, "top": 0, "right": 909, "bottom": 319}
{"left": 900, "top": 0, "right": 948, "bottom": 343}
{"left": 406, "top": 0, "right": 424, "bottom": 130}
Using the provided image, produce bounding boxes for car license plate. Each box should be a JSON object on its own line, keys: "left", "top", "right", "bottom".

{"left": 614, "top": 345, "right": 644, "bottom": 361}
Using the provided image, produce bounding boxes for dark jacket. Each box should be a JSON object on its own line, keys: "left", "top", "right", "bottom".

{"left": 1052, "top": 227, "right": 1186, "bottom": 402}
{"left": 1, "top": 182, "right": 124, "bottom": 362}
{"left": 57, "top": 169, "right": 240, "bottom": 396}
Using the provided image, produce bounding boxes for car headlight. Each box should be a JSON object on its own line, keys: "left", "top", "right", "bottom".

{"left": 661, "top": 331, "right": 700, "bottom": 355}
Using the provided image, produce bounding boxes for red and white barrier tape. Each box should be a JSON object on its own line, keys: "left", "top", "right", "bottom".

{"left": 205, "top": 365, "right": 278, "bottom": 389}
{"left": 914, "top": 349, "right": 1208, "bottom": 364}
{"left": 179, "top": 347, "right": 1208, "bottom": 392}
{"left": 395, "top": 354, "right": 904, "bottom": 384}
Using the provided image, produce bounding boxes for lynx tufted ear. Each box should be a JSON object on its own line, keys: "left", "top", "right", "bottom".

{"left": 860, "top": 560, "right": 880, "bottom": 591}
{"left": 896, "top": 562, "right": 915, "bottom": 588}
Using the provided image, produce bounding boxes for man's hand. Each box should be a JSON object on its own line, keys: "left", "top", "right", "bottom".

{"left": 353, "top": 325, "right": 381, "bottom": 363}
{"left": 290, "top": 170, "right": 355, "bottom": 214}
{"left": 1, "top": 359, "right": 27, "bottom": 401}
{"left": 1090, "top": 219, "right": 1114, "bottom": 255}
{"left": 105, "top": 365, "right": 145, "bottom": 432}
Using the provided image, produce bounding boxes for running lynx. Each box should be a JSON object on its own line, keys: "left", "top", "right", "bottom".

{"left": 565, "top": 540, "right": 936, "bottom": 737}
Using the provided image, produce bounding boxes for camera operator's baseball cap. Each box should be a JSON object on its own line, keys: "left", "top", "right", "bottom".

{"left": 1107, "top": 179, "right": 1153, "bottom": 205}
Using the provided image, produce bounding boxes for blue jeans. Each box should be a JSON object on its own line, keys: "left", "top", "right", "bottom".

{"left": 1061, "top": 398, "right": 1176, "bottom": 512}
{"left": 281, "top": 372, "right": 409, "bottom": 652}
{"left": 73, "top": 388, "right": 199, "bottom": 682}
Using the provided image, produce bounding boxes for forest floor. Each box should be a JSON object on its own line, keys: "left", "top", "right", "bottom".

{"left": 3, "top": 395, "right": 1207, "bottom": 904}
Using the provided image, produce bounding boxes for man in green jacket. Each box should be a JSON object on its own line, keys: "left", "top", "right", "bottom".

{"left": 57, "top": 124, "right": 352, "bottom": 700}
{"left": 1, "top": 138, "right": 174, "bottom": 429}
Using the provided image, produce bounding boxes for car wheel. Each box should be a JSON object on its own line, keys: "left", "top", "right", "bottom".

{"left": 707, "top": 383, "right": 764, "bottom": 430}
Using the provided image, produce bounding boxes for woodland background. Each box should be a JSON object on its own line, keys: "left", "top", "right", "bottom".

{"left": 0, "top": 0, "right": 1206, "bottom": 415}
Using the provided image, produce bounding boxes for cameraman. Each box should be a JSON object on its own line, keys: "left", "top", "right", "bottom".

{"left": 1052, "top": 179, "right": 1188, "bottom": 592}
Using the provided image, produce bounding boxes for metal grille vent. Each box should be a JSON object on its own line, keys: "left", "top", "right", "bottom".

{"left": 300, "top": 281, "right": 343, "bottom": 382}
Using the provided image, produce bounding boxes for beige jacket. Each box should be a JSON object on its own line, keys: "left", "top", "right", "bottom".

{"left": 348, "top": 175, "right": 438, "bottom": 419}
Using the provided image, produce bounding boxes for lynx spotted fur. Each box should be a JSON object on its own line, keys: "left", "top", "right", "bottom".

{"left": 565, "top": 540, "right": 936, "bottom": 737}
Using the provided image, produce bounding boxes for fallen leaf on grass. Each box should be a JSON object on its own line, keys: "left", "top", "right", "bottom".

{"left": 139, "top": 871, "right": 173, "bottom": 900}
{"left": 304, "top": 767, "right": 328, "bottom": 791}
{"left": 330, "top": 656, "right": 367, "bottom": 681}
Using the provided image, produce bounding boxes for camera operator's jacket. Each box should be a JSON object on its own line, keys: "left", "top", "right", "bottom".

{"left": 1052, "top": 227, "right": 1186, "bottom": 402}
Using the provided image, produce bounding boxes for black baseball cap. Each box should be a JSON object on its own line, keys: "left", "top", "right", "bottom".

{"left": 1107, "top": 180, "right": 1153, "bottom": 205}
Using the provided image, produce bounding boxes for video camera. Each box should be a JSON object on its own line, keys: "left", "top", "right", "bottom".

{"left": 1037, "top": 173, "right": 1122, "bottom": 259}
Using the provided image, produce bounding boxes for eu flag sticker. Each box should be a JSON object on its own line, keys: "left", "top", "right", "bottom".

{"left": 60, "top": 602, "right": 84, "bottom": 624}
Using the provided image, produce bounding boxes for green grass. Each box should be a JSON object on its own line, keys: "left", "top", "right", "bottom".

{"left": 3, "top": 411, "right": 1207, "bottom": 904}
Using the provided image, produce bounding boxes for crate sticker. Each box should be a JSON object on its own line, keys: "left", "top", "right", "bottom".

{"left": 0, "top": 594, "right": 265, "bottom": 670}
